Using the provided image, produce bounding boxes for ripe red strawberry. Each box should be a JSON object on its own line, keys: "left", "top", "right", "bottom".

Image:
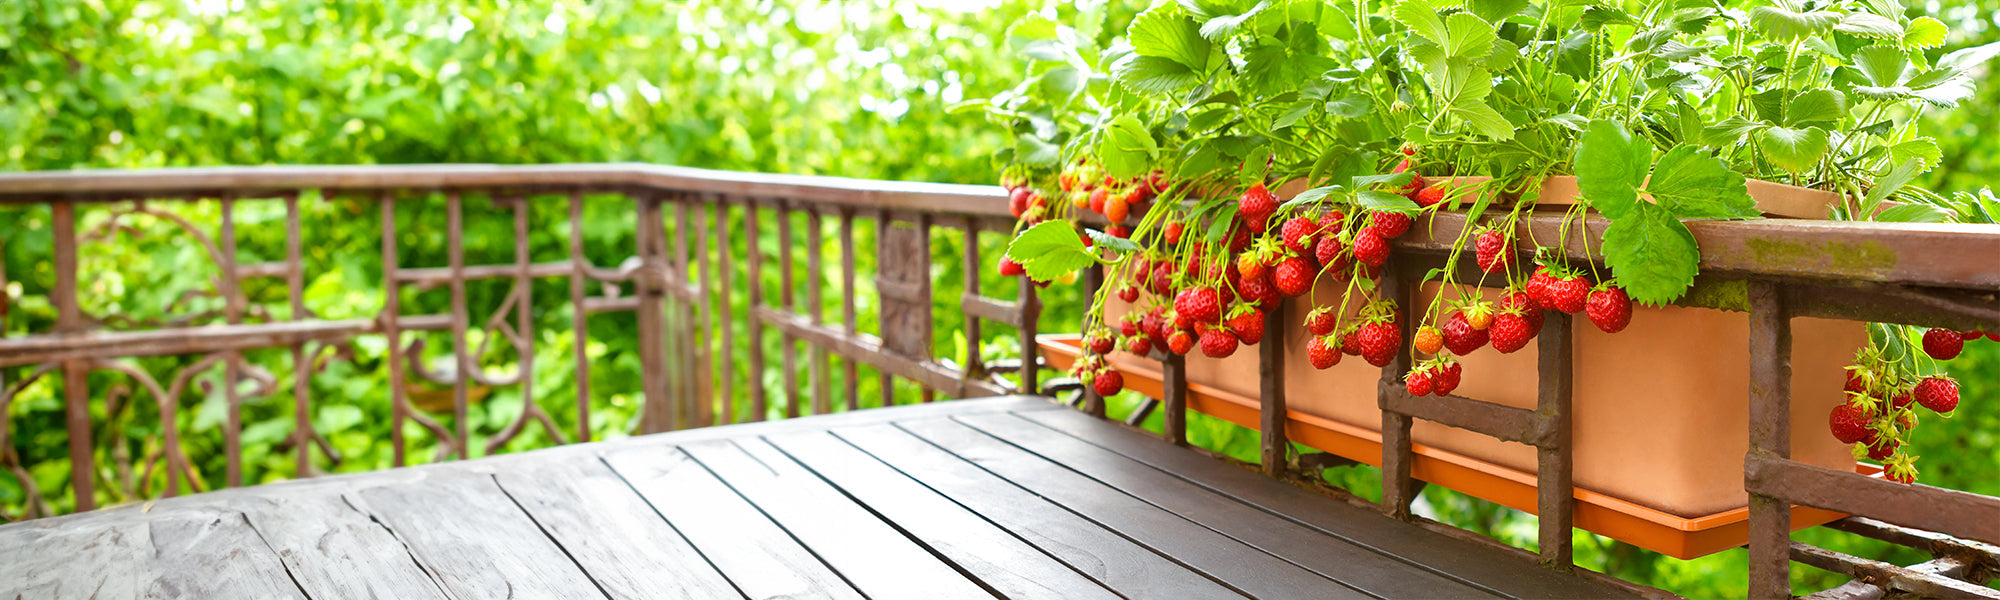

{"left": 1527, "top": 268, "right": 1556, "bottom": 308}
{"left": 1989, "top": 331, "right": 2000, "bottom": 342}
{"left": 1227, "top": 309, "right": 1266, "bottom": 345}
{"left": 1318, "top": 209, "right": 1345, "bottom": 232}
{"left": 1490, "top": 311, "right": 1535, "bottom": 354}
{"left": 1413, "top": 326, "right": 1443, "bottom": 355}
{"left": 1923, "top": 328, "right": 1964, "bottom": 360}
{"left": 1228, "top": 222, "right": 1254, "bottom": 251}
{"left": 1175, "top": 288, "right": 1222, "bottom": 324}
{"left": 1305, "top": 308, "right": 1337, "bottom": 336}
{"left": 1315, "top": 235, "right": 1343, "bottom": 268}
{"left": 1080, "top": 232, "right": 1094, "bottom": 247}
{"left": 1105, "top": 195, "right": 1130, "bottom": 223}
{"left": 1127, "top": 336, "right": 1153, "bottom": 356}
{"left": 1009, "top": 187, "right": 1032, "bottom": 217}
{"left": 1108, "top": 224, "right": 1132, "bottom": 239}
{"left": 1088, "top": 335, "right": 1114, "bottom": 355}
{"left": 1148, "top": 170, "right": 1170, "bottom": 194}
{"left": 1828, "top": 402, "right": 1876, "bottom": 444}
{"left": 1117, "top": 285, "right": 1140, "bottom": 303}
{"left": 1308, "top": 335, "right": 1341, "bottom": 369}
{"left": 1239, "top": 183, "right": 1277, "bottom": 226}
{"left": 1273, "top": 255, "right": 1313, "bottom": 297}
{"left": 1369, "top": 211, "right": 1412, "bottom": 239}
{"left": 1237, "top": 253, "right": 1267, "bottom": 282}
{"left": 1586, "top": 286, "right": 1633, "bottom": 333}
{"left": 1413, "top": 186, "right": 1445, "bottom": 208}
{"left": 1342, "top": 328, "right": 1363, "bottom": 356}
{"left": 1961, "top": 330, "right": 1986, "bottom": 341}
{"left": 1353, "top": 231, "right": 1390, "bottom": 267}
{"left": 1199, "top": 326, "right": 1240, "bottom": 358}
{"left": 1405, "top": 368, "right": 1435, "bottom": 396}
{"left": 1474, "top": 230, "right": 1511, "bottom": 274}
{"left": 1093, "top": 370, "right": 1124, "bottom": 396}
{"left": 1120, "top": 319, "right": 1140, "bottom": 338}
{"left": 1281, "top": 217, "right": 1318, "bottom": 253}
{"left": 1164, "top": 221, "right": 1185, "bottom": 245}
{"left": 1892, "top": 390, "right": 1914, "bottom": 410}
{"left": 1843, "top": 368, "right": 1869, "bottom": 394}
{"left": 1498, "top": 290, "right": 1542, "bottom": 331}
{"left": 1239, "top": 271, "right": 1277, "bottom": 307}
{"left": 1915, "top": 377, "right": 1959, "bottom": 413}
{"left": 1441, "top": 311, "right": 1489, "bottom": 355}
{"left": 999, "top": 257, "right": 1025, "bottom": 277}
{"left": 1150, "top": 263, "right": 1172, "bottom": 295}
{"left": 1088, "top": 187, "right": 1109, "bottom": 214}
{"left": 1355, "top": 321, "right": 1401, "bottom": 367}
{"left": 1174, "top": 311, "right": 1194, "bottom": 331}
{"left": 1167, "top": 329, "right": 1194, "bottom": 354}
{"left": 1866, "top": 439, "right": 1899, "bottom": 461}
{"left": 1434, "top": 362, "right": 1463, "bottom": 396}
{"left": 1543, "top": 275, "right": 1589, "bottom": 314}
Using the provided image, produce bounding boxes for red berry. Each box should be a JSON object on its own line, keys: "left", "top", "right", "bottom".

{"left": 1239, "top": 183, "right": 1277, "bottom": 224}
{"left": 1315, "top": 235, "right": 1343, "bottom": 268}
{"left": 1308, "top": 335, "right": 1342, "bottom": 369}
{"left": 1355, "top": 321, "right": 1401, "bottom": 367}
{"left": 1237, "top": 253, "right": 1267, "bottom": 282}
{"left": 1527, "top": 268, "right": 1556, "bottom": 308}
{"left": 1167, "top": 329, "right": 1195, "bottom": 355}
{"left": 1117, "top": 286, "right": 1140, "bottom": 302}
{"left": 1126, "top": 336, "right": 1153, "bottom": 356}
{"left": 1543, "top": 275, "right": 1589, "bottom": 314}
{"left": 1227, "top": 310, "right": 1266, "bottom": 345}
{"left": 1441, "top": 311, "right": 1489, "bottom": 356}
{"left": 1369, "top": 211, "right": 1412, "bottom": 239}
{"left": 1923, "top": 328, "right": 1964, "bottom": 360}
{"left": 1866, "top": 439, "right": 1899, "bottom": 461}
{"left": 1239, "top": 271, "right": 1278, "bottom": 307}
{"left": 1093, "top": 370, "right": 1125, "bottom": 396}
{"left": 1306, "top": 308, "right": 1338, "bottom": 336}
{"left": 1281, "top": 217, "right": 1318, "bottom": 253}
{"left": 1317, "top": 210, "right": 1345, "bottom": 232}
{"left": 1434, "top": 362, "right": 1463, "bottom": 396}
{"left": 1175, "top": 288, "right": 1222, "bottom": 324}
{"left": 1915, "top": 377, "right": 1959, "bottom": 413}
{"left": 999, "top": 257, "right": 1026, "bottom": 277}
{"left": 1499, "top": 290, "right": 1543, "bottom": 332}
{"left": 1088, "top": 188, "right": 1108, "bottom": 214}
{"left": 1988, "top": 331, "right": 2000, "bottom": 343}
{"left": 1828, "top": 402, "right": 1876, "bottom": 444}
{"left": 1009, "top": 187, "right": 1031, "bottom": 218}
{"left": 1353, "top": 232, "right": 1390, "bottom": 267}
{"left": 1961, "top": 330, "right": 1986, "bottom": 341}
{"left": 1120, "top": 319, "right": 1140, "bottom": 338}
{"left": 1088, "top": 336, "right": 1114, "bottom": 354}
{"left": 1273, "top": 256, "right": 1314, "bottom": 298}
{"left": 1405, "top": 368, "right": 1435, "bottom": 396}
{"left": 1413, "top": 186, "right": 1445, "bottom": 208}
{"left": 1414, "top": 326, "right": 1443, "bottom": 355}
{"left": 1843, "top": 368, "right": 1868, "bottom": 394}
{"left": 1108, "top": 224, "right": 1132, "bottom": 239}
{"left": 1165, "top": 221, "right": 1185, "bottom": 244}
{"left": 1105, "top": 195, "right": 1131, "bottom": 223}
{"left": 1199, "top": 326, "right": 1240, "bottom": 358}
{"left": 1586, "top": 286, "right": 1633, "bottom": 334}
{"left": 1490, "top": 311, "right": 1535, "bottom": 354}
{"left": 1474, "top": 230, "right": 1512, "bottom": 274}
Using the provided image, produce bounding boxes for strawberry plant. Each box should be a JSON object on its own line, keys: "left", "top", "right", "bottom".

{"left": 981, "top": 0, "right": 2000, "bottom": 485}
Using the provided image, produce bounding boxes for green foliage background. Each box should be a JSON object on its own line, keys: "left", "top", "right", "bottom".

{"left": 2, "top": 0, "right": 1999, "bottom": 596}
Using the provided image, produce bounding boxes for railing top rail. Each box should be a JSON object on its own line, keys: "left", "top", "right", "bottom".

{"left": 0, "top": 163, "right": 1010, "bottom": 218}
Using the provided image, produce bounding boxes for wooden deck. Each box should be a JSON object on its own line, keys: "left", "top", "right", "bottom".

{"left": 0, "top": 396, "right": 1643, "bottom": 599}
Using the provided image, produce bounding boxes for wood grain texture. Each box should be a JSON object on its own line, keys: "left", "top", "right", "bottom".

{"left": 679, "top": 438, "right": 995, "bottom": 600}
{"left": 829, "top": 423, "right": 1248, "bottom": 600}
{"left": 144, "top": 511, "right": 309, "bottom": 600}
{"left": 601, "top": 445, "right": 863, "bottom": 600}
{"left": 233, "top": 492, "right": 450, "bottom": 600}
{"left": 353, "top": 471, "right": 609, "bottom": 600}
{"left": 493, "top": 457, "right": 741, "bottom": 600}
{"left": 765, "top": 430, "right": 1123, "bottom": 600}
{"left": 0, "top": 513, "right": 146, "bottom": 599}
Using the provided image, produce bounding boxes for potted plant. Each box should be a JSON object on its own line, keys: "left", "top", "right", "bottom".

{"left": 975, "top": 0, "right": 2000, "bottom": 521}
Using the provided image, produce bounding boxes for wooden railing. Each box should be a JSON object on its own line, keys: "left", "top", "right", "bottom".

{"left": 5, "top": 164, "right": 2000, "bottom": 598}
{"left": 0, "top": 164, "right": 1040, "bottom": 517}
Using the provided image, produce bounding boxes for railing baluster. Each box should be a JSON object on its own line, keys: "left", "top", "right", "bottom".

{"left": 1081, "top": 263, "right": 1105, "bottom": 417}
{"left": 716, "top": 199, "right": 736, "bottom": 425}
{"left": 219, "top": 193, "right": 244, "bottom": 486}
{"left": 636, "top": 193, "right": 674, "bottom": 433}
{"left": 876, "top": 212, "right": 894, "bottom": 408}
{"left": 1017, "top": 268, "right": 1039, "bottom": 396}
{"left": 694, "top": 197, "right": 715, "bottom": 428}
{"left": 841, "top": 208, "right": 860, "bottom": 411}
{"left": 1748, "top": 281, "right": 1795, "bottom": 599}
{"left": 960, "top": 219, "right": 984, "bottom": 393}
{"left": 1537, "top": 310, "right": 1575, "bottom": 568}
{"left": 285, "top": 193, "right": 313, "bottom": 476}
{"left": 807, "top": 207, "right": 830, "bottom": 415}
{"left": 746, "top": 199, "right": 767, "bottom": 421}
{"left": 384, "top": 193, "right": 410, "bottom": 464}
{"left": 779, "top": 201, "right": 799, "bottom": 418}
{"left": 447, "top": 191, "right": 472, "bottom": 456}
{"left": 676, "top": 197, "right": 698, "bottom": 428}
{"left": 1259, "top": 300, "right": 1286, "bottom": 472}
{"left": 1379, "top": 263, "right": 1418, "bottom": 519}
{"left": 52, "top": 200, "right": 93, "bottom": 510}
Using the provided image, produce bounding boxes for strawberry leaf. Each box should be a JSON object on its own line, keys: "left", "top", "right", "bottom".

{"left": 1086, "top": 228, "right": 1143, "bottom": 252}
{"left": 1112, "top": 55, "right": 1202, "bottom": 95}
{"left": 1758, "top": 126, "right": 1829, "bottom": 173}
{"left": 1006, "top": 221, "right": 1097, "bottom": 282}
{"left": 1129, "top": 5, "right": 1211, "bottom": 70}
{"left": 1573, "top": 119, "right": 1649, "bottom": 220}
{"left": 1357, "top": 190, "right": 1421, "bottom": 214}
{"left": 1646, "top": 146, "right": 1758, "bottom": 219}
{"left": 1602, "top": 203, "right": 1701, "bottom": 305}
{"left": 1099, "top": 115, "right": 1158, "bottom": 179}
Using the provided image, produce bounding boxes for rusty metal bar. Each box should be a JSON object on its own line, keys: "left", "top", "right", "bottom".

{"left": 675, "top": 197, "right": 698, "bottom": 428}
{"left": 52, "top": 200, "right": 93, "bottom": 511}
{"left": 1260, "top": 300, "right": 1287, "bottom": 475}
{"left": 0, "top": 321, "right": 371, "bottom": 368}
{"left": 284, "top": 194, "right": 314, "bottom": 476}
{"left": 447, "top": 192, "right": 472, "bottom": 457}
{"left": 1747, "top": 280, "right": 1794, "bottom": 599}
{"left": 749, "top": 306, "right": 1003, "bottom": 397}
{"left": 1791, "top": 543, "right": 2000, "bottom": 599}
{"left": 807, "top": 207, "right": 830, "bottom": 415}
{"left": 568, "top": 192, "right": 593, "bottom": 442}
{"left": 635, "top": 194, "right": 674, "bottom": 432}
{"left": 1536, "top": 310, "right": 1575, "bottom": 568}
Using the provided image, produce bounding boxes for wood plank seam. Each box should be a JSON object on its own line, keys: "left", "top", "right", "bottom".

{"left": 335, "top": 493, "right": 459, "bottom": 598}
{"left": 488, "top": 473, "right": 621, "bottom": 600}
{"left": 235, "top": 511, "right": 316, "bottom": 599}
{"left": 675, "top": 441, "right": 881, "bottom": 597}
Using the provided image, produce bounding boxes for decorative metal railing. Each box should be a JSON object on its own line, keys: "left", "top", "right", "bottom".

{"left": 0, "top": 164, "right": 1039, "bottom": 517}
{"left": 4, "top": 165, "right": 2000, "bottom": 598}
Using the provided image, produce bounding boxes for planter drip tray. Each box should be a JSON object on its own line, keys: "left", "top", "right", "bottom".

{"left": 1041, "top": 335, "right": 1879, "bottom": 559}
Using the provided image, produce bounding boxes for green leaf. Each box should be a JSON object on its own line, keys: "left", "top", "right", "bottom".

{"left": 1112, "top": 55, "right": 1202, "bottom": 95}
{"left": 1129, "top": 5, "right": 1211, "bottom": 70}
{"left": 1283, "top": 185, "right": 1344, "bottom": 207}
{"left": 1602, "top": 203, "right": 1702, "bottom": 305}
{"left": 1581, "top": 6, "right": 1639, "bottom": 30}
{"left": 1901, "top": 17, "right": 1947, "bottom": 49}
{"left": 1444, "top": 13, "right": 1497, "bottom": 59}
{"left": 1393, "top": 0, "right": 1449, "bottom": 46}
{"left": 1646, "top": 146, "right": 1759, "bottom": 219}
{"left": 1099, "top": 115, "right": 1157, "bottom": 179}
{"left": 1785, "top": 89, "right": 1848, "bottom": 126}
{"left": 1851, "top": 45, "right": 1909, "bottom": 87}
{"left": 1272, "top": 100, "right": 1316, "bottom": 129}
{"left": 1450, "top": 101, "right": 1515, "bottom": 140}
{"left": 1873, "top": 203, "right": 1951, "bottom": 223}
{"left": 1887, "top": 138, "right": 1941, "bottom": 173}
{"left": 1006, "top": 221, "right": 1096, "bottom": 282}
{"left": 1016, "top": 135, "right": 1060, "bottom": 166}
{"left": 1199, "top": 1, "right": 1270, "bottom": 40}
{"left": 1357, "top": 190, "right": 1422, "bottom": 214}
{"left": 1574, "top": 119, "right": 1651, "bottom": 220}
{"left": 1935, "top": 40, "right": 2000, "bottom": 77}
{"left": 1749, "top": 5, "right": 1841, "bottom": 42}
{"left": 1833, "top": 12, "right": 1902, "bottom": 40}
{"left": 1350, "top": 171, "right": 1417, "bottom": 187}
{"left": 1759, "top": 126, "right": 1829, "bottom": 173}
{"left": 1325, "top": 93, "right": 1372, "bottom": 119}
{"left": 1864, "top": 158, "right": 1925, "bottom": 207}
{"left": 1469, "top": 0, "right": 1531, "bottom": 24}
{"left": 1086, "top": 228, "right": 1142, "bottom": 252}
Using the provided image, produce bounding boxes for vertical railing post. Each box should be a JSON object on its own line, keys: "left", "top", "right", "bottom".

{"left": 745, "top": 199, "right": 767, "bottom": 421}
{"left": 1536, "top": 310, "right": 1575, "bottom": 568}
{"left": 1379, "top": 262, "right": 1418, "bottom": 519}
{"left": 1017, "top": 275, "right": 1039, "bottom": 396}
{"left": 1081, "top": 262, "right": 1106, "bottom": 417}
{"left": 1260, "top": 299, "right": 1288, "bottom": 475}
{"left": 807, "top": 207, "right": 830, "bottom": 415}
{"left": 1162, "top": 354, "right": 1188, "bottom": 446}
{"left": 1748, "top": 281, "right": 1794, "bottom": 599}
{"left": 447, "top": 192, "right": 474, "bottom": 455}
{"left": 694, "top": 197, "right": 715, "bottom": 428}
{"left": 51, "top": 200, "right": 93, "bottom": 511}
{"left": 384, "top": 194, "right": 411, "bottom": 464}
{"left": 219, "top": 193, "right": 245, "bottom": 485}
{"left": 675, "top": 197, "right": 699, "bottom": 428}
{"left": 715, "top": 199, "right": 737, "bottom": 425}
{"left": 284, "top": 193, "right": 314, "bottom": 477}
{"left": 779, "top": 202, "right": 799, "bottom": 418}
{"left": 840, "top": 208, "right": 860, "bottom": 410}
{"left": 567, "top": 192, "right": 593, "bottom": 442}
{"left": 635, "top": 193, "right": 675, "bottom": 433}
{"left": 960, "top": 218, "right": 986, "bottom": 394}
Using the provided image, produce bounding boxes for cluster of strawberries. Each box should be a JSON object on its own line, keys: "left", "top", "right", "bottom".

{"left": 1825, "top": 326, "right": 1983, "bottom": 484}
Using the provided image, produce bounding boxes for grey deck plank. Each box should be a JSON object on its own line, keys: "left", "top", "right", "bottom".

{"left": 892, "top": 418, "right": 1369, "bottom": 599}
{"left": 955, "top": 411, "right": 1501, "bottom": 599}
{"left": 1015, "top": 408, "right": 1643, "bottom": 599}
{"left": 234, "top": 492, "right": 450, "bottom": 600}
{"left": 353, "top": 471, "right": 608, "bottom": 600}
{"left": 601, "top": 445, "right": 865, "bottom": 600}
{"left": 826, "top": 424, "right": 1248, "bottom": 600}
{"left": 492, "top": 457, "right": 743, "bottom": 600}
{"left": 144, "top": 511, "right": 309, "bottom": 600}
{"left": 679, "top": 438, "right": 996, "bottom": 600}
{"left": 764, "top": 430, "right": 1125, "bottom": 600}
{"left": 0, "top": 514, "right": 145, "bottom": 599}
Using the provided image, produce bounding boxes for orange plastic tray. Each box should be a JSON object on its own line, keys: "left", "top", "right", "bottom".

{"left": 1041, "top": 335, "right": 1874, "bottom": 559}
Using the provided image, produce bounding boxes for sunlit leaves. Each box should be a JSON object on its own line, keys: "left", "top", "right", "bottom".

{"left": 1098, "top": 115, "right": 1157, "bottom": 179}
{"left": 1749, "top": 3, "right": 1841, "bottom": 41}
{"left": 1602, "top": 202, "right": 1703, "bottom": 305}
{"left": 1575, "top": 120, "right": 1756, "bottom": 304}
{"left": 1759, "top": 126, "right": 1830, "bottom": 172}
{"left": 1006, "top": 221, "right": 1096, "bottom": 281}
{"left": 1129, "top": 5, "right": 1211, "bottom": 71}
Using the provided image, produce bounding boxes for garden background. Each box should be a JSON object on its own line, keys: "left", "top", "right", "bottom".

{"left": 4, "top": 0, "right": 2000, "bottom": 595}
